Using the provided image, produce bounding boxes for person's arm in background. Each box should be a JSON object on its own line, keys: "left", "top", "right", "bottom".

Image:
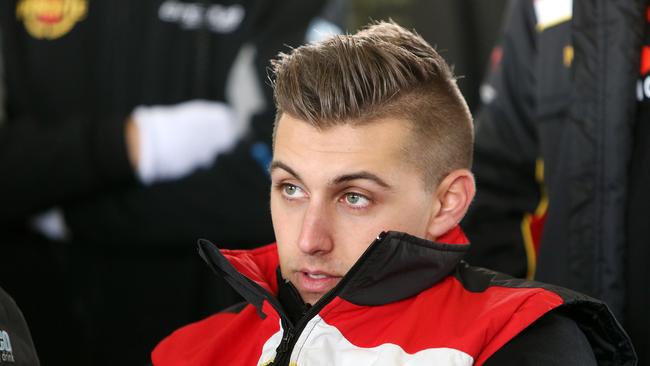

{"left": 0, "top": 29, "right": 240, "bottom": 229}
{"left": 461, "top": 0, "right": 541, "bottom": 278}
{"left": 0, "top": 23, "right": 135, "bottom": 223}
{"left": 61, "top": 0, "right": 329, "bottom": 247}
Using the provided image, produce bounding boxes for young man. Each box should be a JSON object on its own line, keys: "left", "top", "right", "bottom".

{"left": 151, "top": 21, "right": 635, "bottom": 365}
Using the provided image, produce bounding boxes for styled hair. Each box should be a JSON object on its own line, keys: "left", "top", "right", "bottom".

{"left": 270, "top": 21, "right": 473, "bottom": 187}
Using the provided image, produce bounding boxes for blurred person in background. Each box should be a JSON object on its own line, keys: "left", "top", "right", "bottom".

{"left": 0, "top": 0, "right": 340, "bottom": 364}
{"left": 462, "top": 0, "right": 649, "bottom": 363}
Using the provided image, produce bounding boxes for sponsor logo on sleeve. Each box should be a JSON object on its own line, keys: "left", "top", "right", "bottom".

{"left": 16, "top": 0, "right": 87, "bottom": 40}
{"left": 0, "top": 330, "right": 15, "bottom": 363}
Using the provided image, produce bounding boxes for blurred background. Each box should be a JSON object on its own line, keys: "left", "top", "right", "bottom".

{"left": 0, "top": 1, "right": 508, "bottom": 365}
{"left": 348, "top": 0, "right": 508, "bottom": 111}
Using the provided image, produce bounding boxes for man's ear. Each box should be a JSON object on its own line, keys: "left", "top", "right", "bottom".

{"left": 426, "top": 169, "right": 475, "bottom": 240}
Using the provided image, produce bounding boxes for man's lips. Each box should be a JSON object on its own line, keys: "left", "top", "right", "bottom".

{"left": 295, "top": 270, "right": 342, "bottom": 294}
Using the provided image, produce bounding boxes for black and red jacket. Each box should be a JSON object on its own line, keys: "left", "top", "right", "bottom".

{"left": 152, "top": 227, "right": 635, "bottom": 365}
{"left": 461, "top": 0, "right": 649, "bottom": 361}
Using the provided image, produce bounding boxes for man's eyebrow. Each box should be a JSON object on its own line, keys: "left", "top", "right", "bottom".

{"left": 332, "top": 172, "right": 392, "bottom": 189}
{"left": 269, "top": 161, "right": 302, "bottom": 181}
{"left": 270, "top": 162, "right": 391, "bottom": 189}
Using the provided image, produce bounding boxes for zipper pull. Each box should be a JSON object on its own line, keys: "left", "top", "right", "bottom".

{"left": 275, "top": 328, "right": 294, "bottom": 355}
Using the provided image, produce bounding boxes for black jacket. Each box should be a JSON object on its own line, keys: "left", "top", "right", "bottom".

{"left": 0, "top": 286, "right": 39, "bottom": 366}
{"left": 462, "top": 0, "right": 647, "bottom": 362}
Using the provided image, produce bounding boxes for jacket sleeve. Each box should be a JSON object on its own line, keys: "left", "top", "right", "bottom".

{"left": 461, "top": 0, "right": 541, "bottom": 278}
{"left": 0, "top": 114, "right": 135, "bottom": 224}
{"left": 483, "top": 311, "right": 597, "bottom": 366}
{"left": 0, "top": 286, "right": 41, "bottom": 366}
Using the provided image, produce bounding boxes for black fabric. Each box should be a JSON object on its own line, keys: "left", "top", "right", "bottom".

{"left": 625, "top": 1, "right": 650, "bottom": 360}
{"left": 462, "top": 0, "right": 647, "bottom": 362}
{"left": 627, "top": 111, "right": 650, "bottom": 362}
{"left": 276, "top": 270, "right": 311, "bottom": 325}
{"left": 341, "top": 232, "right": 468, "bottom": 306}
{"left": 462, "top": 0, "right": 540, "bottom": 278}
{"left": 484, "top": 311, "right": 597, "bottom": 365}
{"left": 198, "top": 238, "right": 276, "bottom": 320}
{"left": 535, "top": 0, "right": 640, "bottom": 322}
{"left": 0, "top": 286, "right": 40, "bottom": 366}
{"left": 0, "top": 116, "right": 135, "bottom": 223}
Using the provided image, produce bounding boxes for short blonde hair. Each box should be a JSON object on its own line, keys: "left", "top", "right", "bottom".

{"left": 270, "top": 21, "right": 474, "bottom": 187}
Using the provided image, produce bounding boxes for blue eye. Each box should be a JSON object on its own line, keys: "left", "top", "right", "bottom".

{"left": 282, "top": 184, "right": 306, "bottom": 199}
{"left": 343, "top": 193, "right": 370, "bottom": 208}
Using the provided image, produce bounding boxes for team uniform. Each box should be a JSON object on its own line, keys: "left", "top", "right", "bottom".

{"left": 152, "top": 228, "right": 635, "bottom": 365}
{"left": 462, "top": 0, "right": 650, "bottom": 362}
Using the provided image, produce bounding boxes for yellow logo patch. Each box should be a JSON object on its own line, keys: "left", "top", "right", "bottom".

{"left": 16, "top": 0, "right": 87, "bottom": 40}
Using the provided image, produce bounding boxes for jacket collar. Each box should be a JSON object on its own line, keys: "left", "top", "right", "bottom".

{"left": 198, "top": 226, "right": 470, "bottom": 316}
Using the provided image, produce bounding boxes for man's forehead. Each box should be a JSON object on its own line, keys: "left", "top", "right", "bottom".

{"left": 273, "top": 114, "right": 411, "bottom": 152}
{"left": 271, "top": 115, "right": 418, "bottom": 187}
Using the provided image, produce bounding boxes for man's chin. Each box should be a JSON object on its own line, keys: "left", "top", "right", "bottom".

{"left": 301, "top": 292, "right": 325, "bottom": 306}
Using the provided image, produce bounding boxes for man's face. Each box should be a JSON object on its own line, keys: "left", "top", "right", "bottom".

{"left": 270, "top": 115, "right": 439, "bottom": 305}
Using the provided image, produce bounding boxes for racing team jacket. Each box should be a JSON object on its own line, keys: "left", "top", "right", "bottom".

{"left": 461, "top": 0, "right": 642, "bottom": 322}
{"left": 151, "top": 227, "right": 635, "bottom": 365}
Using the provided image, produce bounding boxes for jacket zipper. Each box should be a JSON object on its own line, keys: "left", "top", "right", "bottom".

{"left": 269, "top": 232, "right": 389, "bottom": 366}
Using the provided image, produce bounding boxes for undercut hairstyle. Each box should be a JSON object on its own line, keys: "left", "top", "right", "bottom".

{"left": 270, "top": 21, "right": 474, "bottom": 188}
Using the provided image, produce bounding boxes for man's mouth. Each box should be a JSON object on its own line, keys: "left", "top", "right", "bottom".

{"left": 295, "top": 270, "right": 342, "bottom": 295}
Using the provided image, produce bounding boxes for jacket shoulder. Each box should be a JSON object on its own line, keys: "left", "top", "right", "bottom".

{"left": 0, "top": 287, "right": 41, "bottom": 366}
{"left": 151, "top": 302, "right": 250, "bottom": 365}
{"left": 455, "top": 262, "right": 637, "bottom": 365}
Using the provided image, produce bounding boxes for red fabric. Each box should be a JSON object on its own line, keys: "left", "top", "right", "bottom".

{"left": 153, "top": 228, "right": 561, "bottom": 365}
{"left": 151, "top": 301, "right": 281, "bottom": 366}
{"left": 640, "top": 46, "right": 650, "bottom": 76}
{"left": 153, "top": 272, "right": 562, "bottom": 365}
{"left": 320, "top": 276, "right": 563, "bottom": 364}
{"left": 529, "top": 211, "right": 547, "bottom": 257}
{"left": 437, "top": 225, "right": 470, "bottom": 245}
{"left": 221, "top": 243, "right": 280, "bottom": 295}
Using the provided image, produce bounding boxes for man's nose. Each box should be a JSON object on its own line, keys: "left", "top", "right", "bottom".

{"left": 297, "top": 201, "right": 333, "bottom": 255}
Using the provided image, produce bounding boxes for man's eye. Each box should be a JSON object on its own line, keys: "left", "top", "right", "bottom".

{"left": 343, "top": 193, "right": 370, "bottom": 208}
{"left": 282, "top": 184, "right": 306, "bottom": 199}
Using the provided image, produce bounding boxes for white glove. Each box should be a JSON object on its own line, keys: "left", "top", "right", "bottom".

{"left": 133, "top": 100, "right": 238, "bottom": 185}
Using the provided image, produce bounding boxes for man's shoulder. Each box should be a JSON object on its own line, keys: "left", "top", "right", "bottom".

{"left": 485, "top": 310, "right": 597, "bottom": 365}
{"left": 0, "top": 286, "right": 40, "bottom": 366}
{"left": 151, "top": 301, "right": 254, "bottom": 364}
{"left": 448, "top": 263, "right": 637, "bottom": 365}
